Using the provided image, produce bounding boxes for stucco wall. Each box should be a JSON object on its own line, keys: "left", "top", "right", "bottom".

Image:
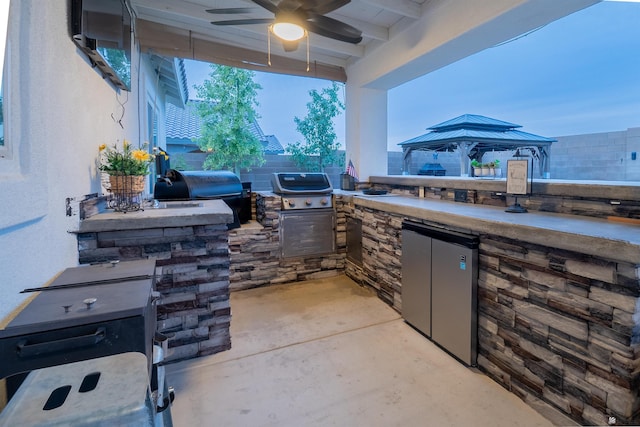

{"left": 0, "top": 2, "right": 142, "bottom": 322}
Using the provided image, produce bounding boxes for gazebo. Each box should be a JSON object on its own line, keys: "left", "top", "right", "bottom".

{"left": 399, "top": 114, "right": 556, "bottom": 177}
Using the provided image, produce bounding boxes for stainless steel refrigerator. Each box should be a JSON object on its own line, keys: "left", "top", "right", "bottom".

{"left": 401, "top": 221, "right": 479, "bottom": 366}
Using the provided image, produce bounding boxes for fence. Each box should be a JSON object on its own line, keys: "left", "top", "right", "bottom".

{"left": 171, "top": 126, "right": 640, "bottom": 190}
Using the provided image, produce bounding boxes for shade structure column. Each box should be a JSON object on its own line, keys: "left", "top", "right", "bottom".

{"left": 345, "top": 85, "right": 388, "bottom": 182}
{"left": 456, "top": 141, "right": 477, "bottom": 177}
{"left": 539, "top": 146, "right": 551, "bottom": 178}
{"left": 402, "top": 147, "right": 413, "bottom": 175}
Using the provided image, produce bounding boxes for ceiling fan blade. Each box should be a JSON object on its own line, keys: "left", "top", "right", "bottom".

{"left": 250, "top": 0, "right": 279, "bottom": 14}
{"left": 205, "top": 8, "right": 255, "bottom": 14}
{"left": 211, "top": 18, "right": 274, "bottom": 26}
{"left": 306, "top": 14, "right": 362, "bottom": 44}
{"left": 277, "top": 0, "right": 304, "bottom": 12}
{"left": 303, "top": 0, "right": 350, "bottom": 15}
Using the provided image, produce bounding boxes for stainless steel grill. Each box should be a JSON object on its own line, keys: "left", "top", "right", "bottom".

{"left": 271, "top": 172, "right": 335, "bottom": 258}
{"left": 271, "top": 172, "right": 334, "bottom": 210}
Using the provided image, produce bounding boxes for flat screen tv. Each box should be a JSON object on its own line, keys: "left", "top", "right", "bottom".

{"left": 70, "top": 0, "right": 132, "bottom": 91}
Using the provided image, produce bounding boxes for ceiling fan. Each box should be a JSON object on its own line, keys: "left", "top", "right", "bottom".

{"left": 207, "top": 0, "right": 362, "bottom": 51}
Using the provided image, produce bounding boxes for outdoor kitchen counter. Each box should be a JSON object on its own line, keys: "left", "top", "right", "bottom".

{"left": 338, "top": 191, "right": 640, "bottom": 264}
{"left": 74, "top": 199, "right": 233, "bottom": 233}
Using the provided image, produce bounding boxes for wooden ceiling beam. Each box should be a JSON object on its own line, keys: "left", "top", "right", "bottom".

{"left": 136, "top": 19, "right": 347, "bottom": 82}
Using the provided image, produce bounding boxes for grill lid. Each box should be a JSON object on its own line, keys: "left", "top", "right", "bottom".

{"left": 0, "top": 260, "right": 156, "bottom": 338}
{"left": 154, "top": 170, "right": 242, "bottom": 200}
{"left": 417, "top": 163, "right": 446, "bottom": 176}
{"left": 2, "top": 280, "right": 153, "bottom": 338}
{"left": 271, "top": 172, "right": 333, "bottom": 194}
{"left": 29, "top": 259, "right": 156, "bottom": 291}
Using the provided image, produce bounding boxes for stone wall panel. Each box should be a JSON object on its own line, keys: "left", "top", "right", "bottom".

{"left": 77, "top": 223, "right": 231, "bottom": 363}
{"left": 590, "top": 286, "right": 637, "bottom": 314}
{"left": 229, "top": 193, "right": 346, "bottom": 291}
{"left": 565, "top": 259, "right": 617, "bottom": 283}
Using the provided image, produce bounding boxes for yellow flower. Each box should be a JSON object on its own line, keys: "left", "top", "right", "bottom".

{"left": 99, "top": 140, "right": 154, "bottom": 176}
{"left": 132, "top": 149, "right": 151, "bottom": 162}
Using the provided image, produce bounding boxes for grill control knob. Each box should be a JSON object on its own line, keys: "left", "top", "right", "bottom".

{"left": 305, "top": 198, "right": 312, "bottom": 206}
{"left": 83, "top": 298, "right": 97, "bottom": 309}
{"left": 320, "top": 197, "right": 329, "bottom": 205}
{"left": 287, "top": 199, "right": 295, "bottom": 208}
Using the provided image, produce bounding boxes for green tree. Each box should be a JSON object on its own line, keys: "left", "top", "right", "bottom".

{"left": 194, "top": 64, "right": 264, "bottom": 175}
{"left": 170, "top": 154, "right": 189, "bottom": 171}
{"left": 287, "top": 82, "right": 345, "bottom": 172}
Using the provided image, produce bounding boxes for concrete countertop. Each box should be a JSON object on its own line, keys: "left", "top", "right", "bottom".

{"left": 338, "top": 191, "right": 640, "bottom": 264}
{"left": 368, "top": 175, "right": 640, "bottom": 200}
{"left": 73, "top": 199, "right": 233, "bottom": 233}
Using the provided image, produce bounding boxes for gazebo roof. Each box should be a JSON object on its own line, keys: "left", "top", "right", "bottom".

{"left": 398, "top": 114, "right": 556, "bottom": 176}
{"left": 430, "top": 114, "right": 520, "bottom": 131}
{"left": 399, "top": 114, "right": 555, "bottom": 152}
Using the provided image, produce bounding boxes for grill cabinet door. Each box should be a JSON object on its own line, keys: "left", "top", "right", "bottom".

{"left": 280, "top": 210, "right": 335, "bottom": 258}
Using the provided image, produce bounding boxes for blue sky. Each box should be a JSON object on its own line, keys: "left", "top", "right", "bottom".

{"left": 184, "top": 1, "right": 640, "bottom": 152}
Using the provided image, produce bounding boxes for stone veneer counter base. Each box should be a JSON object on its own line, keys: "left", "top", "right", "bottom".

{"left": 337, "top": 191, "right": 640, "bottom": 425}
{"left": 72, "top": 199, "right": 234, "bottom": 363}
{"left": 348, "top": 193, "right": 640, "bottom": 264}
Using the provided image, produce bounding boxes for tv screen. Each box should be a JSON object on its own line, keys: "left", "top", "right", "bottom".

{"left": 71, "top": 0, "right": 132, "bottom": 91}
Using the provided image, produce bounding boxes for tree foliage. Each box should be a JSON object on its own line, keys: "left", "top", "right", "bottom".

{"left": 194, "top": 64, "right": 264, "bottom": 174}
{"left": 287, "top": 82, "right": 345, "bottom": 172}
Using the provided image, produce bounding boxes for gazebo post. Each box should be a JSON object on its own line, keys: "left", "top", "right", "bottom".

{"left": 539, "top": 146, "right": 551, "bottom": 178}
{"left": 456, "top": 141, "right": 476, "bottom": 177}
{"left": 402, "top": 147, "right": 412, "bottom": 175}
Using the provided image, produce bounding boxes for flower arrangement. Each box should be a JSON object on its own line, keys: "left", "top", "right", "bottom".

{"left": 99, "top": 140, "right": 154, "bottom": 176}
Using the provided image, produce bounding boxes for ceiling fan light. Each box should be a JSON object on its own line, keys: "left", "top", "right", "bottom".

{"left": 272, "top": 22, "right": 305, "bottom": 41}
{"left": 281, "top": 39, "right": 300, "bottom": 52}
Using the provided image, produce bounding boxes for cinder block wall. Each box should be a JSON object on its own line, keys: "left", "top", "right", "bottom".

{"left": 550, "top": 127, "right": 640, "bottom": 180}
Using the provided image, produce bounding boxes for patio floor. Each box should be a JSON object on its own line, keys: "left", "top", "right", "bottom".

{"left": 165, "top": 275, "right": 574, "bottom": 426}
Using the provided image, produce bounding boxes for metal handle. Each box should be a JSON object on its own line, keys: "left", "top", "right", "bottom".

{"left": 17, "top": 327, "right": 106, "bottom": 358}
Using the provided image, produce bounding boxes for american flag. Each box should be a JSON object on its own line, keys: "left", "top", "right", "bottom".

{"left": 346, "top": 160, "right": 358, "bottom": 181}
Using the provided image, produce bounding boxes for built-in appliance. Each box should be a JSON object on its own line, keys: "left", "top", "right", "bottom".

{"left": 70, "top": 0, "right": 132, "bottom": 91}
{"left": 0, "top": 260, "right": 173, "bottom": 425}
{"left": 346, "top": 217, "right": 363, "bottom": 266}
{"left": 271, "top": 172, "right": 335, "bottom": 258}
{"left": 154, "top": 169, "right": 250, "bottom": 228}
{"left": 401, "top": 221, "right": 479, "bottom": 366}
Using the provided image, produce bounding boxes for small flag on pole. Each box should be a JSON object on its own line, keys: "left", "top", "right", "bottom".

{"left": 346, "top": 160, "right": 358, "bottom": 181}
